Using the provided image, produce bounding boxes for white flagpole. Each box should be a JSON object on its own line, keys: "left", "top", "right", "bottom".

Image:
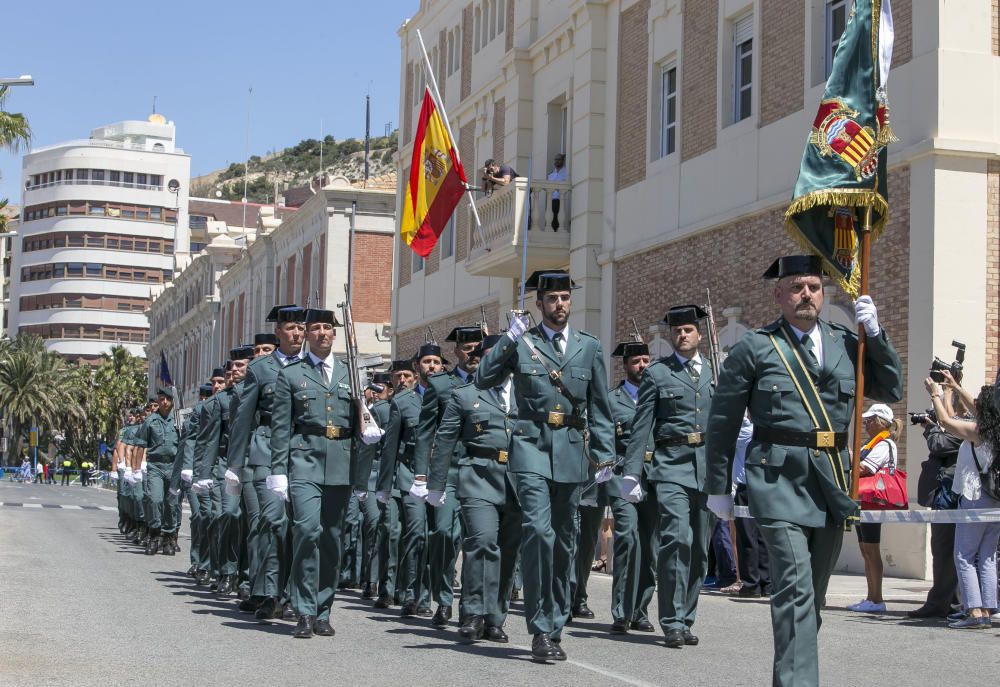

{"left": 415, "top": 29, "right": 488, "bottom": 250}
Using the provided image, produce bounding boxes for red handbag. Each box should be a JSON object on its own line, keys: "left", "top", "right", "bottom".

{"left": 858, "top": 439, "right": 908, "bottom": 510}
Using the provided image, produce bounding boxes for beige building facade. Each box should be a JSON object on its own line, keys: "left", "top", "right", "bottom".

{"left": 393, "top": 0, "right": 1000, "bottom": 578}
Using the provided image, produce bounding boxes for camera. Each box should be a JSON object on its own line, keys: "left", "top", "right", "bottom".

{"left": 909, "top": 408, "right": 938, "bottom": 426}
{"left": 929, "top": 340, "right": 965, "bottom": 383}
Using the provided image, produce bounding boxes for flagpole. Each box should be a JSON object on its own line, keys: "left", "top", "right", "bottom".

{"left": 849, "top": 204, "right": 873, "bottom": 501}
{"left": 415, "top": 29, "right": 488, "bottom": 249}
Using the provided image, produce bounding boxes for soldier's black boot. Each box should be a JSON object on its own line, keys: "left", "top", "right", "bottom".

{"left": 161, "top": 533, "right": 175, "bottom": 556}
{"left": 172, "top": 533, "right": 181, "bottom": 553}
{"left": 145, "top": 529, "right": 160, "bottom": 555}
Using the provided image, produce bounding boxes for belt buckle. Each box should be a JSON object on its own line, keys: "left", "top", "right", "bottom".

{"left": 325, "top": 425, "right": 341, "bottom": 440}
{"left": 643, "top": 451, "right": 654, "bottom": 463}
{"left": 815, "top": 431, "right": 835, "bottom": 449}
{"left": 687, "top": 432, "right": 702, "bottom": 445}
{"left": 497, "top": 450, "right": 508, "bottom": 464}
{"left": 547, "top": 411, "right": 564, "bottom": 427}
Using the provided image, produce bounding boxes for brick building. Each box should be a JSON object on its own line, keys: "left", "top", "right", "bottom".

{"left": 393, "top": 1, "right": 1000, "bottom": 578}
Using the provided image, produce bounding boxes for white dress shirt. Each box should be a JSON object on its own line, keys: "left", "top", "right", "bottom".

{"left": 787, "top": 323, "right": 824, "bottom": 368}
{"left": 308, "top": 351, "right": 336, "bottom": 383}
{"left": 540, "top": 323, "right": 570, "bottom": 354}
{"left": 547, "top": 165, "right": 568, "bottom": 199}
{"left": 673, "top": 351, "right": 703, "bottom": 377}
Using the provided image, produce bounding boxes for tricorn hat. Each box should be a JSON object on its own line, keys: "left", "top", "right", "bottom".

{"left": 390, "top": 359, "right": 414, "bottom": 373}
{"left": 254, "top": 333, "right": 279, "bottom": 347}
{"left": 304, "top": 308, "right": 342, "bottom": 327}
{"left": 229, "top": 345, "right": 255, "bottom": 361}
{"left": 471, "top": 334, "right": 503, "bottom": 358}
{"left": 445, "top": 326, "right": 484, "bottom": 344}
{"left": 414, "top": 343, "right": 450, "bottom": 365}
{"left": 265, "top": 304, "right": 300, "bottom": 322}
{"left": 664, "top": 305, "right": 708, "bottom": 327}
{"left": 524, "top": 270, "right": 578, "bottom": 294}
{"left": 762, "top": 255, "right": 824, "bottom": 280}
{"left": 611, "top": 341, "right": 650, "bottom": 359}
{"left": 211, "top": 367, "right": 226, "bottom": 379}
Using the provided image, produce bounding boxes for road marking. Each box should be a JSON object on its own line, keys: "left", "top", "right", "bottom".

{"left": 502, "top": 646, "right": 661, "bottom": 687}
{"left": 62, "top": 505, "right": 83, "bottom": 510}
{"left": 23, "top": 503, "right": 42, "bottom": 508}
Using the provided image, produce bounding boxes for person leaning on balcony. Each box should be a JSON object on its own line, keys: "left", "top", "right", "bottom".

{"left": 546, "top": 154, "right": 567, "bottom": 230}
{"left": 481, "top": 158, "right": 513, "bottom": 196}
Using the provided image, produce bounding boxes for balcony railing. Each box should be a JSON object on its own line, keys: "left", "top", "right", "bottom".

{"left": 25, "top": 178, "right": 164, "bottom": 192}
{"left": 466, "top": 178, "right": 571, "bottom": 278}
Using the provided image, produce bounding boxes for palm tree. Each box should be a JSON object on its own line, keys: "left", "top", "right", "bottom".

{"left": 0, "top": 85, "right": 31, "bottom": 153}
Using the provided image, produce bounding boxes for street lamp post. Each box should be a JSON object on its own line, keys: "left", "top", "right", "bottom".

{"left": 0, "top": 76, "right": 34, "bottom": 87}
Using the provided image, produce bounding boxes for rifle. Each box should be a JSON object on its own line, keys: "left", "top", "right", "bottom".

{"left": 704, "top": 289, "right": 722, "bottom": 386}
{"left": 340, "top": 285, "right": 382, "bottom": 435}
{"left": 478, "top": 304, "right": 490, "bottom": 337}
{"left": 628, "top": 317, "right": 643, "bottom": 343}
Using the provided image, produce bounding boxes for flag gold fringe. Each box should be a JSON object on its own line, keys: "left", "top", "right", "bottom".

{"left": 783, "top": 188, "right": 888, "bottom": 298}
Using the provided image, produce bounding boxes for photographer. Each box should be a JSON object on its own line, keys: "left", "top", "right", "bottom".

{"left": 925, "top": 377, "right": 1000, "bottom": 629}
{"left": 481, "top": 158, "right": 513, "bottom": 196}
{"left": 907, "top": 370, "right": 964, "bottom": 619}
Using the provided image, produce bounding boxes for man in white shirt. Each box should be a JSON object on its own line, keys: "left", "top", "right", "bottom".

{"left": 546, "top": 153, "right": 568, "bottom": 230}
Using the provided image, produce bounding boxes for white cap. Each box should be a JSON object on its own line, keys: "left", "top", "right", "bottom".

{"left": 862, "top": 403, "right": 894, "bottom": 423}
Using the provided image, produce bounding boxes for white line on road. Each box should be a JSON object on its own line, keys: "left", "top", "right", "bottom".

{"left": 62, "top": 505, "right": 83, "bottom": 509}
{"left": 23, "top": 503, "right": 42, "bottom": 508}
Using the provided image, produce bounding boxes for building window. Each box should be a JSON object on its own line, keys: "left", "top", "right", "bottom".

{"left": 732, "top": 14, "right": 754, "bottom": 123}
{"left": 658, "top": 64, "right": 678, "bottom": 158}
{"left": 411, "top": 248, "right": 424, "bottom": 274}
{"left": 442, "top": 215, "right": 455, "bottom": 259}
{"left": 825, "top": 0, "right": 852, "bottom": 78}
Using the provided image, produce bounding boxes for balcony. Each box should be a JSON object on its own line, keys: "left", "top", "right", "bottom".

{"left": 465, "top": 178, "right": 571, "bottom": 278}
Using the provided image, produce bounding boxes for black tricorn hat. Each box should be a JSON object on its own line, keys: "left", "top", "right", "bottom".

{"left": 414, "top": 343, "right": 450, "bottom": 365}
{"left": 305, "top": 308, "right": 342, "bottom": 327}
{"left": 266, "top": 304, "right": 300, "bottom": 322}
{"left": 664, "top": 305, "right": 708, "bottom": 327}
{"left": 372, "top": 372, "right": 393, "bottom": 385}
{"left": 211, "top": 367, "right": 226, "bottom": 379}
{"left": 198, "top": 383, "right": 214, "bottom": 396}
{"left": 229, "top": 345, "right": 255, "bottom": 361}
{"left": 612, "top": 341, "right": 650, "bottom": 358}
{"left": 272, "top": 305, "right": 306, "bottom": 324}
{"left": 525, "top": 270, "right": 578, "bottom": 294}
{"left": 471, "top": 334, "right": 503, "bottom": 358}
{"left": 156, "top": 387, "right": 174, "bottom": 399}
{"left": 390, "top": 359, "right": 414, "bottom": 372}
{"left": 445, "top": 326, "right": 484, "bottom": 344}
{"left": 762, "top": 255, "right": 824, "bottom": 280}
{"left": 254, "top": 333, "right": 279, "bottom": 346}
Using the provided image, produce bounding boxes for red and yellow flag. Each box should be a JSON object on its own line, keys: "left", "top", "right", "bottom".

{"left": 401, "top": 88, "right": 467, "bottom": 258}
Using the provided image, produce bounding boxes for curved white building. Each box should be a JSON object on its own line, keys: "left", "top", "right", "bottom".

{"left": 9, "top": 116, "right": 191, "bottom": 363}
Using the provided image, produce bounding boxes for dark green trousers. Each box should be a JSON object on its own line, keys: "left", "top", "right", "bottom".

{"left": 254, "top": 468, "right": 290, "bottom": 599}
{"left": 459, "top": 487, "right": 521, "bottom": 627}
{"left": 377, "top": 497, "right": 402, "bottom": 599}
{"left": 653, "top": 481, "right": 710, "bottom": 632}
{"left": 340, "top": 496, "right": 362, "bottom": 584}
{"left": 757, "top": 518, "right": 843, "bottom": 687}
{"left": 186, "top": 488, "right": 206, "bottom": 570}
{"left": 360, "top": 495, "right": 382, "bottom": 587}
{"left": 242, "top": 476, "right": 262, "bottom": 592}
{"left": 289, "top": 481, "right": 351, "bottom": 620}
{"left": 396, "top": 493, "right": 427, "bottom": 605}
{"left": 206, "top": 484, "right": 222, "bottom": 575}
{"left": 514, "top": 473, "right": 581, "bottom": 638}
{"left": 216, "top": 483, "right": 242, "bottom": 576}
{"left": 609, "top": 492, "right": 657, "bottom": 623}
{"left": 571, "top": 503, "right": 604, "bottom": 607}
{"left": 145, "top": 462, "right": 176, "bottom": 534}
{"left": 425, "top": 476, "right": 461, "bottom": 608}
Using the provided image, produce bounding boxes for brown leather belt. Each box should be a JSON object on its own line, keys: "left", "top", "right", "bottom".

{"left": 295, "top": 422, "right": 353, "bottom": 440}
{"left": 466, "top": 445, "right": 509, "bottom": 464}
{"left": 518, "top": 410, "right": 586, "bottom": 430}
{"left": 655, "top": 432, "right": 704, "bottom": 448}
{"left": 753, "top": 426, "right": 847, "bottom": 450}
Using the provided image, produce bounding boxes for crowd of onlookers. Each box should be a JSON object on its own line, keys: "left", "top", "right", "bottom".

{"left": 3, "top": 456, "right": 98, "bottom": 485}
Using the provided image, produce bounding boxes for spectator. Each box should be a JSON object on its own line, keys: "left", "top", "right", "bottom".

{"left": 926, "top": 378, "right": 1000, "bottom": 629}
{"left": 20, "top": 458, "right": 31, "bottom": 483}
{"left": 35, "top": 461, "right": 45, "bottom": 483}
{"left": 546, "top": 153, "right": 567, "bottom": 230}
{"left": 61, "top": 458, "right": 73, "bottom": 485}
{"left": 732, "top": 415, "right": 771, "bottom": 597}
{"left": 847, "top": 403, "right": 901, "bottom": 613}
{"left": 481, "top": 158, "right": 514, "bottom": 196}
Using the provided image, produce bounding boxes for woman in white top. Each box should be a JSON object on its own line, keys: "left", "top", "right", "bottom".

{"left": 926, "top": 376, "right": 1000, "bottom": 629}
{"left": 847, "top": 404, "right": 901, "bottom": 614}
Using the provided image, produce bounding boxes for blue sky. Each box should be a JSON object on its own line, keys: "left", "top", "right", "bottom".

{"left": 0, "top": 0, "right": 415, "bottom": 203}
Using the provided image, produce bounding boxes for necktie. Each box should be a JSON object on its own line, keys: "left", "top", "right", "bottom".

{"left": 494, "top": 387, "right": 508, "bottom": 413}
{"left": 320, "top": 361, "right": 331, "bottom": 385}
{"left": 685, "top": 359, "right": 700, "bottom": 385}
{"left": 552, "top": 332, "right": 564, "bottom": 358}
{"left": 800, "top": 334, "right": 819, "bottom": 376}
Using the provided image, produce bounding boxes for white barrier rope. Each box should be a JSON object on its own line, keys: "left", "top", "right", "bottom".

{"left": 733, "top": 505, "right": 1000, "bottom": 523}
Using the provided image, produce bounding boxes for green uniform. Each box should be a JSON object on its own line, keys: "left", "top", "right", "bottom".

{"left": 229, "top": 352, "right": 301, "bottom": 601}
{"left": 194, "top": 387, "right": 241, "bottom": 577}
{"left": 705, "top": 318, "right": 902, "bottom": 687}
{"left": 270, "top": 354, "right": 373, "bottom": 621}
{"left": 607, "top": 381, "right": 657, "bottom": 626}
{"left": 120, "top": 424, "right": 142, "bottom": 522}
{"left": 369, "top": 399, "right": 400, "bottom": 600}
{"left": 428, "top": 380, "right": 520, "bottom": 629}
{"left": 475, "top": 325, "right": 615, "bottom": 639}
{"left": 172, "top": 404, "right": 205, "bottom": 571}
{"left": 376, "top": 386, "right": 427, "bottom": 607}
{"left": 623, "top": 353, "right": 714, "bottom": 634}
{"left": 133, "top": 411, "right": 179, "bottom": 536}
{"left": 414, "top": 368, "right": 470, "bottom": 611}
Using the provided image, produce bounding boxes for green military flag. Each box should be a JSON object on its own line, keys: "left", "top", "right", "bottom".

{"left": 784, "top": 0, "right": 896, "bottom": 297}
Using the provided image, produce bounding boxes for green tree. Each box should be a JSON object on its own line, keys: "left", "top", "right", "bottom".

{"left": 0, "top": 85, "right": 31, "bottom": 153}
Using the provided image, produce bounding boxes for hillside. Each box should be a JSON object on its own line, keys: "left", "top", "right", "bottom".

{"left": 191, "top": 132, "right": 398, "bottom": 203}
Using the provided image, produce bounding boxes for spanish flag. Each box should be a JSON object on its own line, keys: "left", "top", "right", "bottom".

{"left": 401, "top": 88, "right": 468, "bottom": 258}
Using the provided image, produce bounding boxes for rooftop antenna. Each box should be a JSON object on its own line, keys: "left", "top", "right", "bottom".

{"left": 242, "top": 86, "right": 253, "bottom": 236}
{"left": 319, "top": 119, "right": 324, "bottom": 190}
{"left": 364, "top": 86, "right": 372, "bottom": 187}
{"left": 152, "top": 95, "right": 157, "bottom": 114}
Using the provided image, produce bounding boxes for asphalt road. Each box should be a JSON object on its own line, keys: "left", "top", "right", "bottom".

{"left": 1, "top": 479, "right": 997, "bottom": 687}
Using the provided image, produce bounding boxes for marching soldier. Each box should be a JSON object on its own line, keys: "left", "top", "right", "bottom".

{"left": 704, "top": 256, "right": 903, "bottom": 687}
{"left": 267, "top": 308, "right": 380, "bottom": 638}
{"left": 372, "top": 361, "right": 415, "bottom": 609}
{"left": 376, "top": 345, "right": 446, "bottom": 617}
{"left": 621, "top": 305, "right": 715, "bottom": 648}
{"left": 227, "top": 307, "right": 306, "bottom": 619}
{"left": 427, "top": 333, "right": 520, "bottom": 642}
{"left": 190, "top": 368, "right": 227, "bottom": 584}
{"left": 475, "top": 270, "right": 615, "bottom": 663}
{"left": 570, "top": 479, "right": 603, "bottom": 620}
{"left": 413, "top": 325, "right": 484, "bottom": 626}
{"left": 133, "top": 388, "right": 180, "bottom": 556}
{"left": 172, "top": 383, "right": 213, "bottom": 576}
{"left": 604, "top": 339, "right": 657, "bottom": 634}
{"left": 360, "top": 372, "right": 393, "bottom": 600}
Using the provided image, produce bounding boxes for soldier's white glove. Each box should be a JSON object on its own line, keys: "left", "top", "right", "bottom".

{"left": 266, "top": 474, "right": 289, "bottom": 502}
{"left": 620, "top": 475, "right": 643, "bottom": 503}
{"left": 140, "top": 461, "right": 148, "bottom": 474}
{"left": 224, "top": 469, "right": 241, "bottom": 495}
{"left": 133, "top": 470, "right": 143, "bottom": 483}
{"left": 707, "top": 494, "right": 735, "bottom": 521}
{"left": 375, "top": 490, "right": 390, "bottom": 504}
{"left": 408, "top": 478, "right": 429, "bottom": 501}
{"left": 425, "top": 490, "right": 446, "bottom": 507}
{"left": 506, "top": 312, "right": 529, "bottom": 341}
{"left": 854, "top": 295, "right": 880, "bottom": 338}
{"left": 169, "top": 487, "right": 181, "bottom": 497}
{"left": 361, "top": 426, "right": 384, "bottom": 445}
{"left": 353, "top": 489, "right": 368, "bottom": 502}
{"left": 595, "top": 466, "right": 614, "bottom": 484}
{"left": 180, "top": 469, "right": 193, "bottom": 483}
{"left": 124, "top": 468, "right": 134, "bottom": 484}
{"left": 116, "top": 461, "right": 126, "bottom": 471}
